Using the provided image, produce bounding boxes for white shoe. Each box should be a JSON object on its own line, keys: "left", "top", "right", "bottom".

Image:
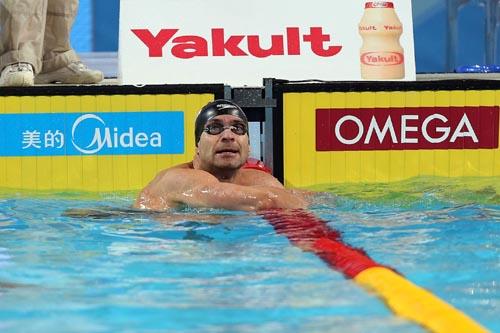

{"left": 35, "top": 61, "right": 103, "bottom": 84}
{"left": 0, "top": 63, "right": 34, "bottom": 87}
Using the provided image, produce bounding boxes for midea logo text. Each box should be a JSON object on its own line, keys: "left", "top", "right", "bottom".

{"left": 72, "top": 114, "right": 161, "bottom": 154}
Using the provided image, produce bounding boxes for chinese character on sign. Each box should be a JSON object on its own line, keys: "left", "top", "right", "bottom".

{"left": 44, "top": 130, "right": 64, "bottom": 148}
{"left": 22, "top": 130, "right": 42, "bottom": 149}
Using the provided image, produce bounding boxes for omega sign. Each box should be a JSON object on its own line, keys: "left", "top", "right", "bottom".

{"left": 316, "top": 107, "right": 499, "bottom": 151}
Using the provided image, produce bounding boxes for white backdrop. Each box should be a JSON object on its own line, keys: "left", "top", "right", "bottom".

{"left": 119, "top": 0, "right": 415, "bottom": 85}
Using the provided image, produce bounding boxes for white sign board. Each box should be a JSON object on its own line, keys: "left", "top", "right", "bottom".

{"left": 119, "top": 0, "right": 416, "bottom": 85}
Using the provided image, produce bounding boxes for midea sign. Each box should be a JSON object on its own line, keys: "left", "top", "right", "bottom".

{"left": 0, "top": 112, "right": 184, "bottom": 157}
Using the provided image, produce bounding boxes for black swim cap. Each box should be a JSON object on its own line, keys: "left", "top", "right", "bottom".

{"left": 194, "top": 99, "right": 248, "bottom": 146}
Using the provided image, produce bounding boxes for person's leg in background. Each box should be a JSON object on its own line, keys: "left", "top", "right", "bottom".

{"left": 35, "top": 0, "right": 103, "bottom": 84}
{"left": 0, "top": 0, "right": 47, "bottom": 86}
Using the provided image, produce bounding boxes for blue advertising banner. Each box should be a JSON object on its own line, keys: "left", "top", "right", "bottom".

{"left": 0, "top": 112, "right": 184, "bottom": 156}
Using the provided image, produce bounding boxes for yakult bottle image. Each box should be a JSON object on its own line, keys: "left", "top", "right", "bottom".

{"left": 358, "top": 1, "right": 404, "bottom": 79}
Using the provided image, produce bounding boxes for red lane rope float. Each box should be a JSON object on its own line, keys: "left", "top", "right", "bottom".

{"left": 260, "top": 209, "right": 488, "bottom": 333}
{"left": 261, "top": 209, "right": 383, "bottom": 278}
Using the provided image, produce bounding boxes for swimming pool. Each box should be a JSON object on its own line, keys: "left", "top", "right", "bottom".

{"left": 0, "top": 177, "right": 498, "bottom": 333}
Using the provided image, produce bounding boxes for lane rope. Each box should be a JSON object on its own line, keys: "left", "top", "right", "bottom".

{"left": 261, "top": 209, "right": 488, "bottom": 333}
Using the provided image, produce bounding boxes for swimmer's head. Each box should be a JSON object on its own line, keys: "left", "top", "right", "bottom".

{"left": 194, "top": 99, "right": 248, "bottom": 146}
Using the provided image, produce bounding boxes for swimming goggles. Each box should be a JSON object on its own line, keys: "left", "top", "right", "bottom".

{"left": 203, "top": 123, "right": 247, "bottom": 136}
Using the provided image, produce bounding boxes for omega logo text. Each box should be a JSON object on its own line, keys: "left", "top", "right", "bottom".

{"left": 316, "top": 107, "right": 499, "bottom": 151}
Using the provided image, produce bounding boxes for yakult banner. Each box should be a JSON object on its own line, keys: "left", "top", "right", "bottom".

{"left": 119, "top": 0, "right": 416, "bottom": 85}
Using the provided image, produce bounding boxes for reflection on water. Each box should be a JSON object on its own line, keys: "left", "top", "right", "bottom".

{"left": 0, "top": 176, "right": 498, "bottom": 333}
{"left": 309, "top": 176, "right": 500, "bottom": 208}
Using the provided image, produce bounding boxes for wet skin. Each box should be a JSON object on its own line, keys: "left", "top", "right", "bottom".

{"left": 194, "top": 115, "right": 250, "bottom": 181}
{"left": 134, "top": 115, "right": 308, "bottom": 211}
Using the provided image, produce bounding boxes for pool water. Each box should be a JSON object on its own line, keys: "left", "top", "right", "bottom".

{"left": 0, "top": 177, "right": 498, "bottom": 333}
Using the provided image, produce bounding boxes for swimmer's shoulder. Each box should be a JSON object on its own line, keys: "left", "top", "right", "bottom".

{"left": 159, "top": 161, "right": 194, "bottom": 175}
{"left": 147, "top": 162, "right": 194, "bottom": 185}
{"left": 157, "top": 161, "right": 219, "bottom": 184}
{"left": 171, "top": 161, "right": 194, "bottom": 170}
{"left": 237, "top": 168, "right": 284, "bottom": 188}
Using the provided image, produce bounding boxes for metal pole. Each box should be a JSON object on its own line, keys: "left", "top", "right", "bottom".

{"left": 263, "top": 78, "right": 274, "bottom": 174}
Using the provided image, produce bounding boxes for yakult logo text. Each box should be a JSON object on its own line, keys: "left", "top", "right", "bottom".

{"left": 132, "top": 27, "right": 343, "bottom": 59}
{"left": 361, "top": 52, "right": 404, "bottom": 66}
{"left": 316, "top": 107, "right": 499, "bottom": 151}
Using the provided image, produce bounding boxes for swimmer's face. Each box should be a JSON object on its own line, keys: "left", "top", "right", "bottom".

{"left": 196, "top": 114, "right": 249, "bottom": 171}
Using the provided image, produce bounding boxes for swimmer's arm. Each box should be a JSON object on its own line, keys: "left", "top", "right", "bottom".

{"left": 241, "top": 170, "right": 312, "bottom": 204}
{"left": 135, "top": 169, "right": 307, "bottom": 211}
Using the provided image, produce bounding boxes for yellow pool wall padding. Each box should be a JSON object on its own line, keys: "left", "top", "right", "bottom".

{"left": 355, "top": 267, "right": 489, "bottom": 333}
{"left": 0, "top": 93, "right": 215, "bottom": 192}
{"left": 283, "top": 90, "right": 500, "bottom": 188}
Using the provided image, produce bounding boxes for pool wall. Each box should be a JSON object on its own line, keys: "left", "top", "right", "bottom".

{"left": 0, "top": 85, "right": 223, "bottom": 192}
{"left": 277, "top": 80, "right": 500, "bottom": 188}
{"left": 1, "top": 80, "right": 499, "bottom": 192}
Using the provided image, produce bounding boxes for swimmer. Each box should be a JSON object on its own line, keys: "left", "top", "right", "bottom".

{"left": 134, "top": 99, "right": 308, "bottom": 211}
